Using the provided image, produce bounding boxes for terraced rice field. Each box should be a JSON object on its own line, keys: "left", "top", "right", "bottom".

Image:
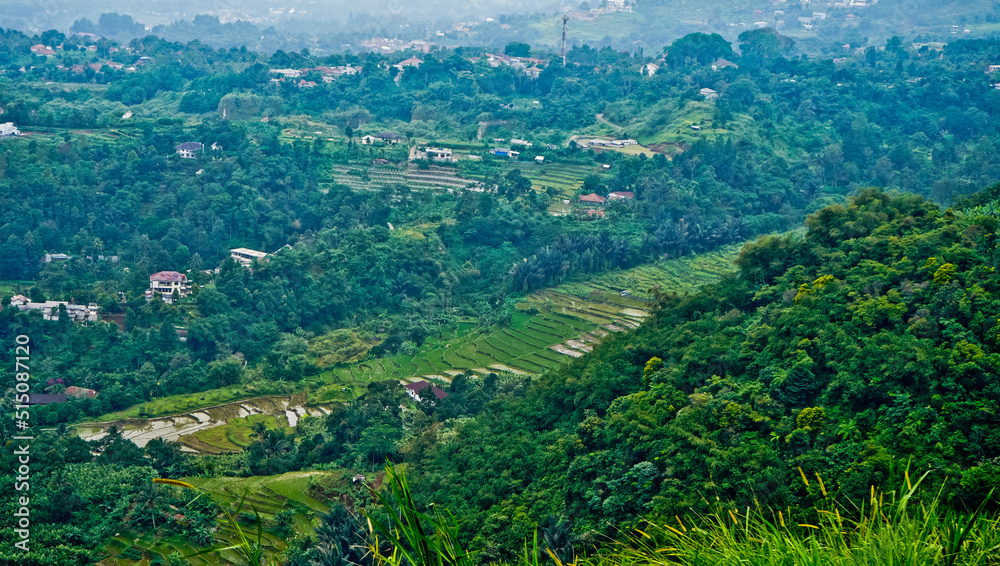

{"left": 306, "top": 243, "right": 740, "bottom": 393}
{"left": 78, "top": 393, "right": 329, "bottom": 454}
{"left": 463, "top": 162, "right": 596, "bottom": 198}
{"left": 98, "top": 471, "right": 343, "bottom": 566}
{"left": 327, "top": 164, "right": 474, "bottom": 192}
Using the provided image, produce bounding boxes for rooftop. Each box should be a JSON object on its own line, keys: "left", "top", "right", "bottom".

{"left": 150, "top": 271, "right": 188, "bottom": 282}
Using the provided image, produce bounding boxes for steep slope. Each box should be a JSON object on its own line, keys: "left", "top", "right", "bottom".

{"left": 403, "top": 186, "right": 1000, "bottom": 559}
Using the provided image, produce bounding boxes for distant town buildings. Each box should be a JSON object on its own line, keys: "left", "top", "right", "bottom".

{"left": 146, "top": 271, "right": 192, "bottom": 303}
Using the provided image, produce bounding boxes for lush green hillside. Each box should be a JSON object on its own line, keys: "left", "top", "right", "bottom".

{"left": 395, "top": 186, "right": 1000, "bottom": 559}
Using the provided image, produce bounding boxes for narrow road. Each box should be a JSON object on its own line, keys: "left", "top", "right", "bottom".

{"left": 596, "top": 113, "right": 623, "bottom": 131}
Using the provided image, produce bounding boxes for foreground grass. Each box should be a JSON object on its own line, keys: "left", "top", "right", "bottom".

{"left": 370, "top": 467, "right": 1000, "bottom": 566}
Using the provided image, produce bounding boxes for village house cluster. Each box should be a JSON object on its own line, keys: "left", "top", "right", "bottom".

{"left": 8, "top": 295, "right": 99, "bottom": 322}
{"left": 269, "top": 65, "right": 362, "bottom": 87}
{"left": 576, "top": 191, "right": 635, "bottom": 218}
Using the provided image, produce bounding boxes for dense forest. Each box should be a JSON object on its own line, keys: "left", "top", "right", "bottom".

{"left": 2, "top": 20, "right": 1000, "bottom": 566}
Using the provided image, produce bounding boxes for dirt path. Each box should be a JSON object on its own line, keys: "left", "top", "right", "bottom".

{"left": 596, "top": 113, "right": 623, "bottom": 131}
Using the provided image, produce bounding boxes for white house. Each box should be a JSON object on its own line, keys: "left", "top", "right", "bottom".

{"left": 176, "top": 142, "right": 204, "bottom": 159}
{"left": 146, "top": 271, "right": 192, "bottom": 303}
{"left": 425, "top": 148, "right": 453, "bottom": 162}
{"left": 700, "top": 88, "right": 719, "bottom": 100}
{"left": 0, "top": 122, "right": 20, "bottom": 137}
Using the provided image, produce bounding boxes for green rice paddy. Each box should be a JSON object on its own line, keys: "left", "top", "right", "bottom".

{"left": 99, "top": 471, "right": 344, "bottom": 566}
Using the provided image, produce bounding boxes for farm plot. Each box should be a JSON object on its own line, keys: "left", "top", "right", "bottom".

{"left": 312, "top": 243, "right": 741, "bottom": 391}
{"left": 98, "top": 471, "right": 345, "bottom": 566}
{"left": 327, "top": 163, "right": 474, "bottom": 192}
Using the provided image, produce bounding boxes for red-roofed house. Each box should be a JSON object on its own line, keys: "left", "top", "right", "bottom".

{"left": 578, "top": 193, "right": 606, "bottom": 208}
{"left": 395, "top": 57, "right": 423, "bottom": 71}
{"left": 404, "top": 380, "right": 448, "bottom": 402}
{"left": 31, "top": 44, "right": 56, "bottom": 55}
{"left": 65, "top": 386, "right": 97, "bottom": 399}
{"left": 146, "top": 271, "right": 192, "bottom": 303}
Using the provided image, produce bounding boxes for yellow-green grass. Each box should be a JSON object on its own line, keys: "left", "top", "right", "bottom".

{"left": 0, "top": 280, "right": 33, "bottom": 296}
{"left": 101, "top": 472, "right": 343, "bottom": 565}
{"left": 88, "top": 383, "right": 298, "bottom": 423}
{"left": 187, "top": 471, "right": 338, "bottom": 515}
{"left": 179, "top": 414, "right": 293, "bottom": 455}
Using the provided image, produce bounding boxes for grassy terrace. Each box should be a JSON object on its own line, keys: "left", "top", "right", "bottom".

{"left": 93, "top": 246, "right": 741, "bottom": 564}
{"left": 99, "top": 471, "right": 344, "bottom": 566}
{"left": 81, "top": 244, "right": 741, "bottom": 430}
{"left": 305, "top": 243, "right": 740, "bottom": 392}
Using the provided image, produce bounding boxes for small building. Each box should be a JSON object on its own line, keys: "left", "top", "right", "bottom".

{"left": 608, "top": 191, "right": 635, "bottom": 201}
{"left": 230, "top": 248, "right": 269, "bottom": 266}
{"left": 395, "top": 57, "right": 423, "bottom": 70}
{"left": 510, "top": 139, "right": 533, "bottom": 147}
{"left": 0, "top": 122, "right": 20, "bottom": 137}
{"left": 404, "top": 380, "right": 448, "bottom": 402}
{"left": 492, "top": 148, "right": 519, "bottom": 159}
{"left": 988, "top": 64, "right": 1000, "bottom": 73}
{"left": 146, "top": 271, "right": 192, "bottom": 303}
{"left": 360, "top": 135, "right": 377, "bottom": 145}
{"left": 641, "top": 63, "right": 660, "bottom": 76}
{"left": 425, "top": 147, "right": 453, "bottom": 162}
{"left": 269, "top": 68, "right": 303, "bottom": 78}
{"left": 176, "top": 142, "right": 204, "bottom": 159}
{"left": 700, "top": 88, "right": 718, "bottom": 100}
{"left": 30, "top": 44, "right": 56, "bottom": 55}
{"left": 578, "top": 193, "right": 606, "bottom": 207}
{"left": 26, "top": 393, "right": 68, "bottom": 405}
{"left": 376, "top": 132, "right": 403, "bottom": 144}
{"left": 534, "top": 155, "right": 545, "bottom": 163}
{"left": 65, "top": 386, "right": 97, "bottom": 399}
{"left": 43, "top": 253, "right": 71, "bottom": 262}
{"left": 711, "top": 58, "right": 738, "bottom": 71}
{"left": 690, "top": 125, "right": 702, "bottom": 131}
{"left": 526, "top": 65, "right": 543, "bottom": 78}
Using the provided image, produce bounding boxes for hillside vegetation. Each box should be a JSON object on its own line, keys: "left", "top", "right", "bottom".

{"left": 394, "top": 187, "right": 1000, "bottom": 559}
